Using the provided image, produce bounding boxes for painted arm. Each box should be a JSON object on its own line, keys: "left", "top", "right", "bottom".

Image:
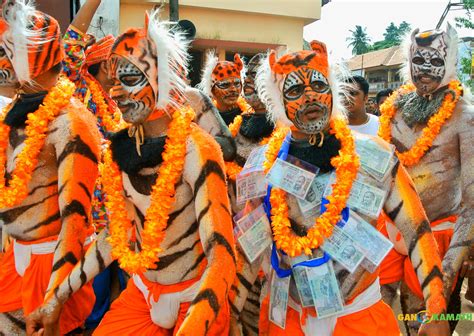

{"left": 177, "top": 128, "right": 237, "bottom": 335}
{"left": 442, "top": 102, "right": 474, "bottom": 296}
{"left": 62, "top": 0, "right": 101, "bottom": 83}
{"left": 184, "top": 87, "right": 237, "bottom": 162}
{"left": 384, "top": 161, "right": 446, "bottom": 316}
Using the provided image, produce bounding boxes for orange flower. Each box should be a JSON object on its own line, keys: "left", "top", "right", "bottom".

{"left": 378, "top": 80, "right": 462, "bottom": 166}
{"left": 264, "top": 120, "right": 359, "bottom": 257}
{"left": 101, "top": 106, "right": 194, "bottom": 274}
{"left": 0, "top": 77, "right": 75, "bottom": 208}
{"left": 84, "top": 74, "right": 127, "bottom": 133}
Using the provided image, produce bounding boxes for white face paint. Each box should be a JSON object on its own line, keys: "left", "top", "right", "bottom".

{"left": 410, "top": 47, "right": 446, "bottom": 96}
{"left": 109, "top": 56, "right": 155, "bottom": 124}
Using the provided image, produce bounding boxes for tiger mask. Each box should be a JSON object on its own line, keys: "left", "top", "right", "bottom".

{"left": 256, "top": 41, "right": 347, "bottom": 136}
{"left": 108, "top": 10, "right": 189, "bottom": 125}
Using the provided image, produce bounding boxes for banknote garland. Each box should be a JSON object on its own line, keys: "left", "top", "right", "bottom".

{"left": 101, "top": 106, "right": 194, "bottom": 274}
{"left": 378, "top": 79, "right": 462, "bottom": 166}
{"left": 263, "top": 118, "right": 360, "bottom": 257}
{"left": 0, "top": 77, "right": 76, "bottom": 208}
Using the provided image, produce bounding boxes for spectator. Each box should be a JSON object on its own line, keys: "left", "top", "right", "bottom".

{"left": 375, "top": 88, "right": 394, "bottom": 116}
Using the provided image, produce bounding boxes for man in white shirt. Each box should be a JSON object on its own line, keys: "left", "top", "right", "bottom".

{"left": 344, "top": 75, "right": 380, "bottom": 136}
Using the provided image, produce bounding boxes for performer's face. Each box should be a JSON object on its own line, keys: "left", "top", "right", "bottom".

{"left": 109, "top": 56, "right": 155, "bottom": 124}
{"left": 243, "top": 59, "right": 265, "bottom": 111}
{"left": 410, "top": 46, "right": 446, "bottom": 96}
{"left": 212, "top": 77, "right": 241, "bottom": 107}
{"left": 283, "top": 67, "right": 332, "bottom": 134}
{"left": 0, "top": 46, "right": 17, "bottom": 87}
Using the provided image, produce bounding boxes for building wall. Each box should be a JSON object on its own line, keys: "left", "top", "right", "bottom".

{"left": 119, "top": 2, "right": 312, "bottom": 52}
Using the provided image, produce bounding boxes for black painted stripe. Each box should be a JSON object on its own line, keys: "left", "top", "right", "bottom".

{"left": 22, "top": 211, "right": 61, "bottom": 234}
{"left": 4, "top": 312, "right": 25, "bottom": 330}
{"left": 154, "top": 240, "right": 200, "bottom": 271}
{"left": 28, "top": 180, "right": 57, "bottom": 196}
{"left": 191, "top": 288, "right": 220, "bottom": 317}
{"left": 193, "top": 160, "right": 226, "bottom": 197}
{"left": 408, "top": 220, "right": 431, "bottom": 257}
{"left": 78, "top": 182, "right": 92, "bottom": 200}
{"left": 0, "top": 193, "right": 57, "bottom": 225}
{"left": 57, "top": 135, "right": 98, "bottom": 167}
{"left": 237, "top": 273, "right": 253, "bottom": 292}
{"left": 205, "top": 232, "right": 236, "bottom": 263}
{"left": 181, "top": 252, "right": 206, "bottom": 280}
{"left": 420, "top": 266, "right": 443, "bottom": 291}
{"left": 61, "top": 200, "right": 88, "bottom": 220}
{"left": 170, "top": 221, "right": 198, "bottom": 247}
{"left": 387, "top": 201, "right": 403, "bottom": 222}
{"left": 51, "top": 251, "right": 79, "bottom": 272}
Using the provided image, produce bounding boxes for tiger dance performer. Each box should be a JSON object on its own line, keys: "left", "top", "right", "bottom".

{"left": 377, "top": 25, "right": 474, "bottom": 335}
{"left": 198, "top": 51, "right": 253, "bottom": 127}
{"left": 229, "top": 40, "right": 450, "bottom": 336}
{"left": 26, "top": 10, "right": 236, "bottom": 336}
{"left": 0, "top": 1, "right": 101, "bottom": 335}
{"left": 227, "top": 53, "right": 275, "bottom": 336}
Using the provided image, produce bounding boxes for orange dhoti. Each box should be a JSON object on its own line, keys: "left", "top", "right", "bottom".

{"left": 0, "top": 236, "right": 95, "bottom": 334}
{"left": 259, "top": 278, "right": 399, "bottom": 336}
{"left": 94, "top": 273, "right": 230, "bottom": 336}
{"left": 379, "top": 215, "right": 456, "bottom": 298}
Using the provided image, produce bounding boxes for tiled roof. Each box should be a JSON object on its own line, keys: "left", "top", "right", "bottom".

{"left": 346, "top": 46, "right": 404, "bottom": 70}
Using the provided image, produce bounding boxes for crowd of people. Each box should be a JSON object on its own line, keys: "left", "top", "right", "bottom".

{"left": 0, "top": 0, "right": 472, "bottom": 335}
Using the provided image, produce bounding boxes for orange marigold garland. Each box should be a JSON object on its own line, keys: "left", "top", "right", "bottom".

{"left": 0, "top": 77, "right": 75, "bottom": 208}
{"left": 378, "top": 80, "right": 462, "bottom": 166}
{"left": 84, "top": 74, "right": 127, "bottom": 133}
{"left": 264, "top": 119, "right": 360, "bottom": 257}
{"left": 100, "top": 106, "right": 194, "bottom": 274}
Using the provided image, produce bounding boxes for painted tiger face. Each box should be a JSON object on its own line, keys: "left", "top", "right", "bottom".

{"left": 212, "top": 77, "right": 241, "bottom": 107}
{"left": 109, "top": 55, "right": 154, "bottom": 124}
{"left": 0, "top": 45, "right": 17, "bottom": 86}
{"left": 410, "top": 46, "right": 446, "bottom": 96}
{"left": 243, "top": 54, "right": 265, "bottom": 111}
{"left": 282, "top": 67, "right": 332, "bottom": 134}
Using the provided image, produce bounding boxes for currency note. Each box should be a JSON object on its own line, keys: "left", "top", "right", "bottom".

{"left": 266, "top": 158, "right": 316, "bottom": 200}
{"left": 306, "top": 261, "right": 344, "bottom": 319}
{"left": 236, "top": 170, "right": 267, "bottom": 204}
{"left": 243, "top": 145, "right": 268, "bottom": 172}
{"left": 297, "top": 173, "right": 331, "bottom": 217}
{"left": 269, "top": 272, "right": 291, "bottom": 329}
{"left": 238, "top": 213, "right": 273, "bottom": 263}
{"left": 293, "top": 266, "right": 314, "bottom": 307}
{"left": 356, "top": 139, "right": 394, "bottom": 181}
{"left": 321, "top": 225, "right": 365, "bottom": 273}
{"left": 341, "top": 211, "right": 393, "bottom": 266}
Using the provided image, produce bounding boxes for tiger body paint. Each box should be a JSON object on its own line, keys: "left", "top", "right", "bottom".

{"left": 229, "top": 42, "right": 449, "bottom": 335}
{"left": 0, "top": 2, "right": 100, "bottom": 334}
{"left": 27, "top": 10, "right": 236, "bottom": 336}
{"left": 379, "top": 26, "right": 474, "bottom": 335}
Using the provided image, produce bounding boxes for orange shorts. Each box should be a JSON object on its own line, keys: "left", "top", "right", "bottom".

{"left": 258, "top": 295, "right": 400, "bottom": 336}
{"left": 94, "top": 276, "right": 229, "bottom": 336}
{"left": 0, "top": 241, "right": 95, "bottom": 334}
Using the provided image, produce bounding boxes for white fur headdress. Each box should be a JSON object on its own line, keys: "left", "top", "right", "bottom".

{"left": 401, "top": 23, "right": 459, "bottom": 88}
{"left": 197, "top": 50, "right": 218, "bottom": 97}
{"left": 146, "top": 9, "right": 190, "bottom": 110}
{"left": 255, "top": 41, "right": 349, "bottom": 126}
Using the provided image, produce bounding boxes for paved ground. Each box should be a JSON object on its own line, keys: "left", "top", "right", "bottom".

{"left": 392, "top": 278, "right": 473, "bottom": 336}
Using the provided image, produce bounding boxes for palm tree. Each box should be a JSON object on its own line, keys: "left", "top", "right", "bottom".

{"left": 346, "top": 26, "right": 371, "bottom": 55}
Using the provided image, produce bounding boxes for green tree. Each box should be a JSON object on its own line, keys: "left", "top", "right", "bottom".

{"left": 383, "top": 22, "right": 400, "bottom": 44}
{"left": 455, "top": 0, "right": 474, "bottom": 30}
{"left": 346, "top": 25, "right": 371, "bottom": 55}
{"left": 371, "top": 21, "right": 412, "bottom": 51}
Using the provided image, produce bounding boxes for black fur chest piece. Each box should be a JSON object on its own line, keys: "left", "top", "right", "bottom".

{"left": 239, "top": 113, "right": 275, "bottom": 140}
{"left": 110, "top": 128, "right": 167, "bottom": 175}
{"left": 288, "top": 134, "right": 341, "bottom": 173}
{"left": 4, "top": 91, "right": 48, "bottom": 127}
